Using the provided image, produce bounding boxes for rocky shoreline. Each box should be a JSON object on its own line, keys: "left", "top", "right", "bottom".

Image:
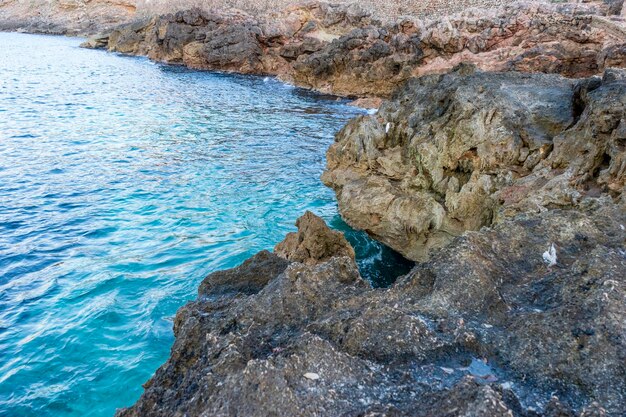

{"left": 117, "top": 198, "right": 625, "bottom": 416}
{"left": 98, "top": 2, "right": 624, "bottom": 411}
{"left": 80, "top": 1, "right": 626, "bottom": 98}
{"left": 2, "top": 1, "right": 624, "bottom": 416}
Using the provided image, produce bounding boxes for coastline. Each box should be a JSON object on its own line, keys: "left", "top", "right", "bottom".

{"left": 1, "top": 1, "right": 625, "bottom": 416}
{"left": 3, "top": 1, "right": 626, "bottom": 100}
{"left": 76, "top": 1, "right": 626, "bottom": 101}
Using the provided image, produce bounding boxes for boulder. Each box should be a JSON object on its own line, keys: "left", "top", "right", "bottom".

{"left": 274, "top": 211, "right": 355, "bottom": 264}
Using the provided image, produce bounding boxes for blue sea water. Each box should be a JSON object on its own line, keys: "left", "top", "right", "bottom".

{"left": 0, "top": 33, "right": 412, "bottom": 416}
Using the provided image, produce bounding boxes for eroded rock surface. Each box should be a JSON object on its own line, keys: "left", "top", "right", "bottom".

{"left": 323, "top": 66, "right": 626, "bottom": 260}
{"left": 274, "top": 210, "right": 356, "bottom": 264}
{"left": 83, "top": 1, "right": 626, "bottom": 97}
{"left": 116, "top": 203, "right": 625, "bottom": 416}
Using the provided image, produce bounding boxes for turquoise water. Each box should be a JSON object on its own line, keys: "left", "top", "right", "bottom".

{"left": 0, "top": 33, "right": 412, "bottom": 416}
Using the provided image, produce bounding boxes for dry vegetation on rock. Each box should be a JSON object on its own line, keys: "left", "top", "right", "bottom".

{"left": 135, "top": 0, "right": 519, "bottom": 20}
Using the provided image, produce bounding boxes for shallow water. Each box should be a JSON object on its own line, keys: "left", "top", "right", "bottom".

{"left": 0, "top": 33, "right": 413, "bottom": 416}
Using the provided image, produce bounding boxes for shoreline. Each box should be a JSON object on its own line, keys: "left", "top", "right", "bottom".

{"left": 3, "top": 1, "right": 626, "bottom": 101}
{"left": 76, "top": 1, "right": 626, "bottom": 100}
{"left": 1, "top": 1, "right": 625, "bottom": 416}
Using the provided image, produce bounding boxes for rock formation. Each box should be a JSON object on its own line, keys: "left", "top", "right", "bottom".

{"left": 274, "top": 210, "right": 356, "bottom": 264}
{"left": 4, "top": 2, "right": 622, "bottom": 416}
{"left": 82, "top": 2, "right": 626, "bottom": 97}
{"left": 74, "top": 7, "right": 624, "bottom": 415}
{"left": 116, "top": 198, "right": 625, "bottom": 416}
{"left": 323, "top": 66, "right": 626, "bottom": 261}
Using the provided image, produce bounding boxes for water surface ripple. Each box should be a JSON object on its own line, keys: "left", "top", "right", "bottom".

{"left": 0, "top": 33, "right": 412, "bottom": 416}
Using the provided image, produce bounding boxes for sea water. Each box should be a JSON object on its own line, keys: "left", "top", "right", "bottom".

{"left": 0, "top": 33, "right": 412, "bottom": 416}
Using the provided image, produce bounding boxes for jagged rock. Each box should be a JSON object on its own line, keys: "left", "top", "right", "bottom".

{"left": 116, "top": 198, "right": 625, "bottom": 416}
{"left": 80, "top": 32, "right": 109, "bottom": 49}
{"left": 602, "top": 0, "right": 625, "bottom": 15}
{"left": 322, "top": 66, "right": 626, "bottom": 261}
{"left": 0, "top": 0, "right": 137, "bottom": 36}
{"left": 274, "top": 211, "right": 355, "bottom": 265}
{"left": 84, "top": 48, "right": 621, "bottom": 417}
{"left": 82, "top": 2, "right": 626, "bottom": 98}
{"left": 104, "top": 18, "right": 154, "bottom": 54}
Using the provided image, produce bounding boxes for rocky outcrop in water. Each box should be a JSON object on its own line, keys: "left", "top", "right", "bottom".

{"left": 83, "top": 1, "right": 626, "bottom": 97}
{"left": 323, "top": 66, "right": 626, "bottom": 261}
{"left": 274, "top": 210, "right": 356, "bottom": 264}
{"left": 116, "top": 201, "right": 625, "bottom": 416}
{"left": 0, "top": 0, "right": 137, "bottom": 35}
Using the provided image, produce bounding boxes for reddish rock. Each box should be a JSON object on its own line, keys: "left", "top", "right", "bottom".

{"left": 322, "top": 66, "right": 626, "bottom": 261}
{"left": 0, "top": 0, "right": 137, "bottom": 35}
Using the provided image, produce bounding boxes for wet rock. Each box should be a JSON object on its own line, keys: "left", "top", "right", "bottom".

{"left": 274, "top": 211, "right": 355, "bottom": 265}
{"left": 197, "top": 250, "right": 289, "bottom": 297}
{"left": 322, "top": 66, "right": 626, "bottom": 261}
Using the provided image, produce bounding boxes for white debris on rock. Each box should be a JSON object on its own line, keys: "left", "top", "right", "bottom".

{"left": 304, "top": 372, "right": 320, "bottom": 380}
{"left": 542, "top": 243, "right": 557, "bottom": 267}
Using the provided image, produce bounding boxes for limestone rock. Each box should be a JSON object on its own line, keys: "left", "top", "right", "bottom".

{"left": 274, "top": 211, "right": 355, "bottom": 265}
{"left": 323, "top": 66, "right": 626, "bottom": 261}
{"left": 197, "top": 250, "right": 289, "bottom": 297}
{"left": 399, "top": 203, "right": 626, "bottom": 415}
{"left": 83, "top": 2, "right": 626, "bottom": 98}
{"left": 0, "top": 0, "right": 137, "bottom": 36}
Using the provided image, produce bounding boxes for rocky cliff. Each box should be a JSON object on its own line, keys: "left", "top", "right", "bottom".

{"left": 83, "top": 1, "right": 626, "bottom": 97}
{"left": 323, "top": 66, "right": 626, "bottom": 260}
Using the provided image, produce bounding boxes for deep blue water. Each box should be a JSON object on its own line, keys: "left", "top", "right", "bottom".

{"left": 0, "top": 33, "right": 412, "bottom": 416}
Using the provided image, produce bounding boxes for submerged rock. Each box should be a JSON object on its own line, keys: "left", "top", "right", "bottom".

{"left": 82, "top": 2, "right": 626, "bottom": 97}
{"left": 323, "top": 66, "right": 626, "bottom": 261}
